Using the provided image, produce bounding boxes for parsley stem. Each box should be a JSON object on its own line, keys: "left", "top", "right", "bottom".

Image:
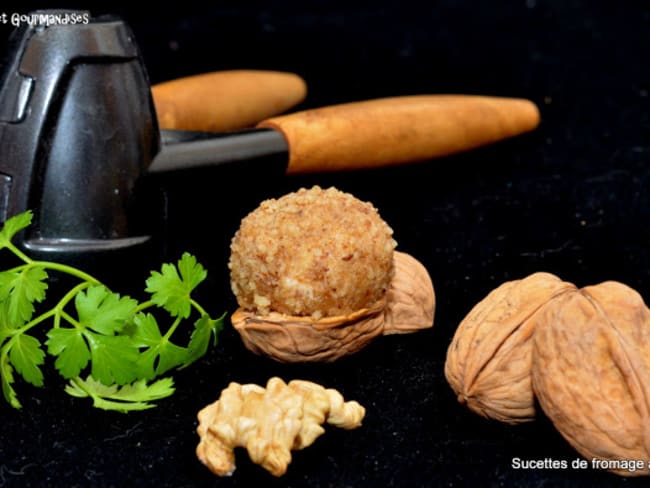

{"left": 163, "top": 316, "right": 183, "bottom": 341}
{"left": 14, "top": 307, "right": 58, "bottom": 335}
{"left": 34, "top": 260, "right": 102, "bottom": 286}
{"left": 60, "top": 310, "right": 81, "bottom": 329}
{"left": 6, "top": 263, "right": 29, "bottom": 273}
{"left": 7, "top": 241, "right": 33, "bottom": 264}
{"left": 52, "top": 282, "right": 93, "bottom": 328}
{"left": 133, "top": 300, "right": 156, "bottom": 314}
{"left": 190, "top": 299, "right": 208, "bottom": 317}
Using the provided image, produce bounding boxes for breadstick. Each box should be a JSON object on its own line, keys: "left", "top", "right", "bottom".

{"left": 152, "top": 70, "right": 307, "bottom": 131}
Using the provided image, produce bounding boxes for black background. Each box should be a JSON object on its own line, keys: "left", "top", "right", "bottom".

{"left": 1, "top": 1, "right": 649, "bottom": 487}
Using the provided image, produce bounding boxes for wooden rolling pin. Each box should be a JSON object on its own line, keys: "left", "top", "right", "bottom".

{"left": 152, "top": 70, "right": 307, "bottom": 132}
{"left": 257, "top": 95, "right": 541, "bottom": 173}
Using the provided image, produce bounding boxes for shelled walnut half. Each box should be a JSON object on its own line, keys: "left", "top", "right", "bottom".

{"left": 196, "top": 377, "right": 365, "bottom": 477}
{"left": 228, "top": 186, "right": 435, "bottom": 362}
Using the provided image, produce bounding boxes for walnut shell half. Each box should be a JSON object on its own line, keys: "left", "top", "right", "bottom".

{"left": 532, "top": 281, "right": 650, "bottom": 476}
{"left": 444, "top": 272, "right": 576, "bottom": 424}
{"left": 232, "top": 251, "right": 434, "bottom": 362}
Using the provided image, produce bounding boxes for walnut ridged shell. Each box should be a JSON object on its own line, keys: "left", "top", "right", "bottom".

{"left": 232, "top": 298, "right": 386, "bottom": 362}
{"left": 532, "top": 281, "right": 650, "bottom": 476}
{"left": 445, "top": 272, "right": 576, "bottom": 424}
{"left": 383, "top": 251, "right": 435, "bottom": 335}
{"left": 232, "top": 251, "right": 434, "bottom": 362}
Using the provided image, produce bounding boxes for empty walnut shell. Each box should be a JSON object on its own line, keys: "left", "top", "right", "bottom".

{"left": 232, "top": 251, "right": 435, "bottom": 362}
{"left": 532, "top": 281, "right": 650, "bottom": 477}
{"left": 444, "top": 272, "right": 576, "bottom": 424}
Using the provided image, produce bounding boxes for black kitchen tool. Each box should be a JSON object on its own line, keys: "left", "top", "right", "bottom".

{"left": 0, "top": 10, "right": 287, "bottom": 260}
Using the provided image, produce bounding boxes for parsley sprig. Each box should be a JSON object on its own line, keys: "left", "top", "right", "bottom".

{"left": 0, "top": 211, "right": 224, "bottom": 412}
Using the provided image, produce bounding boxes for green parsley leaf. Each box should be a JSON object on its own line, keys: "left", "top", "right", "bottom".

{"left": 181, "top": 314, "right": 225, "bottom": 368}
{"left": 0, "top": 267, "right": 48, "bottom": 325}
{"left": 86, "top": 334, "right": 140, "bottom": 385}
{"left": 139, "top": 342, "right": 188, "bottom": 378}
{"left": 75, "top": 285, "right": 137, "bottom": 335}
{"left": 8, "top": 333, "right": 45, "bottom": 386}
{"left": 65, "top": 376, "right": 175, "bottom": 412}
{"left": 0, "top": 211, "right": 223, "bottom": 411}
{"left": 0, "top": 353, "right": 20, "bottom": 408}
{"left": 145, "top": 252, "right": 207, "bottom": 318}
{"left": 0, "top": 304, "right": 12, "bottom": 342}
{"left": 130, "top": 313, "right": 188, "bottom": 378}
{"left": 46, "top": 327, "right": 91, "bottom": 379}
{"left": 0, "top": 211, "right": 32, "bottom": 249}
{"left": 128, "top": 312, "right": 163, "bottom": 348}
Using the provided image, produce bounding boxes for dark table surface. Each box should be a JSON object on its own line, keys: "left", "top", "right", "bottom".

{"left": 1, "top": 1, "right": 649, "bottom": 487}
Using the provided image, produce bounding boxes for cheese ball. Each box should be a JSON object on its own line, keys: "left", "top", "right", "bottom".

{"left": 229, "top": 186, "right": 396, "bottom": 319}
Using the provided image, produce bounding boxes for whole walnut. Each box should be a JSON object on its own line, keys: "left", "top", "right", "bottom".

{"left": 445, "top": 272, "right": 576, "bottom": 424}
{"left": 532, "top": 281, "right": 650, "bottom": 477}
